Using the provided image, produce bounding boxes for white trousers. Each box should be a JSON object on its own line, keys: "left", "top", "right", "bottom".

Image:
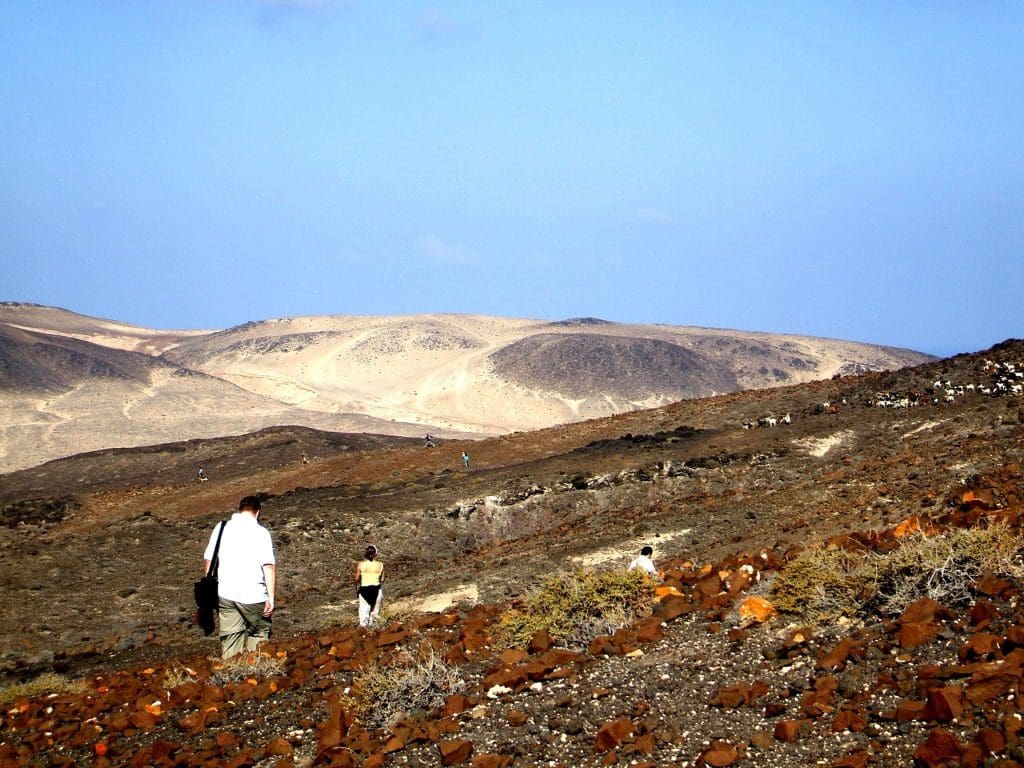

{"left": 358, "top": 588, "right": 382, "bottom": 627}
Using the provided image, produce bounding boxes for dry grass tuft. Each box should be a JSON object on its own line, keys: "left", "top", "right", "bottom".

{"left": 0, "top": 672, "right": 89, "bottom": 706}
{"left": 209, "top": 651, "right": 286, "bottom": 685}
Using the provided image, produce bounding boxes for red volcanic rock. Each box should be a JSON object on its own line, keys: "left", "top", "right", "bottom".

{"left": 900, "top": 621, "right": 939, "bottom": 650}
{"left": 498, "top": 648, "right": 529, "bottom": 666}
{"left": 970, "top": 600, "right": 1000, "bottom": 629}
{"left": 977, "top": 727, "right": 1006, "bottom": 755}
{"left": 264, "top": 737, "right": 293, "bottom": 756}
{"left": 831, "top": 750, "right": 870, "bottom": 768}
{"left": 901, "top": 598, "right": 948, "bottom": 624}
{"left": 709, "top": 683, "right": 750, "bottom": 709}
{"left": 831, "top": 709, "right": 868, "bottom": 733}
{"left": 216, "top": 732, "right": 239, "bottom": 749}
{"left": 381, "top": 733, "right": 406, "bottom": 754}
{"left": 976, "top": 574, "right": 1014, "bottom": 598}
{"left": 800, "top": 676, "right": 838, "bottom": 718}
{"left": 438, "top": 739, "right": 474, "bottom": 766}
{"left": 1005, "top": 626, "right": 1024, "bottom": 647}
{"left": 960, "top": 633, "right": 1004, "bottom": 661}
{"left": 965, "top": 662, "right": 1023, "bottom": 704}
{"left": 895, "top": 699, "right": 926, "bottom": 722}
{"left": 655, "top": 594, "right": 695, "bottom": 620}
{"left": 913, "top": 729, "right": 964, "bottom": 767}
{"left": 594, "top": 716, "right": 635, "bottom": 752}
{"left": 527, "top": 630, "right": 552, "bottom": 654}
{"left": 377, "top": 629, "right": 411, "bottom": 647}
{"left": 506, "top": 710, "right": 528, "bottom": 726}
{"left": 442, "top": 694, "right": 474, "bottom": 717}
{"left": 750, "top": 730, "right": 773, "bottom": 749}
{"left": 699, "top": 740, "right": 739, "bottom": 766}
{"left": 818, "top": 638, "right": 852, "bottom": 671}
{"left": 470, "top": 756, "right": 513, "bottom": 768}
{"left": 922, "top": 686, "right": 965, "bottom": 722}
{"left": 773, "top": 719, "right": 809, "bottom": 743}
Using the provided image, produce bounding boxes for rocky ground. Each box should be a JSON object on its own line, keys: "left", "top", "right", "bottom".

{"left": 0, "top": 340, "right": 1022, "bottom": 767}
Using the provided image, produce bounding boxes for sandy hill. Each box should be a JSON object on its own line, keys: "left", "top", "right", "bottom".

{"left": 0, "top": 304, "right": 933, "bottom": 473}
{"left": 0, "top": 339, "right": 1021, "bottom": 767}
{"left": 161, "top": 311, "right": 931, "bottom": 432}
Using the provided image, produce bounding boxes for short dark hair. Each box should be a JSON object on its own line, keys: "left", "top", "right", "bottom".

{"left": 239, "top": 495, "right": 262, "bottom": 513}
{"left": 640, "top": 546, "right": 653, "bottom": 557}
{"left": 365, "top": 545, "right": 378, "bottom": 559}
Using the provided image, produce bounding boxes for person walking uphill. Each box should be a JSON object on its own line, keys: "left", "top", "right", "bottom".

{"left": 356, "top": 545, "right": 383, "bottom": 628}
{"left": 203, "top": 495, "right": 276, "bottom": 658}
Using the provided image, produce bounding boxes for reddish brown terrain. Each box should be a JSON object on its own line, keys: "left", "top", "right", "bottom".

{"left": 1, "top": 340, "right": 1022, "bottom": 767}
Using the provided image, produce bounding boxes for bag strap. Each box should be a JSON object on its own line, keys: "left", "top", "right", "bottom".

{"left": 206, "top": 521, "right": 228, "bottom": 578}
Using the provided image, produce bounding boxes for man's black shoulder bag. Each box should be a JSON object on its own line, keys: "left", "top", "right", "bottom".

{"left": 194, "top": 521, "right": 227, "bottom": 636}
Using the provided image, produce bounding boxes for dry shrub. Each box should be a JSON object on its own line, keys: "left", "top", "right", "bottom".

{"left": 209, "top": 651, "right": 286, "bottom": 685}
{"left": 0, "top": 672, "right": 88, "bottom": 706}
{"left": 767, "top": 544, "right": 871, "bottom": 623}
{"left": 352, "top": 649, "right": 464, "bottom": 730}
{"left": 769, "top": 524, "right": 1024, "bottom": 624}
{"left": 497, "top": 568, "right": 654, "bottom": 650}
{"left": 868, "top": 524, "right": 1024, "bottom": 616}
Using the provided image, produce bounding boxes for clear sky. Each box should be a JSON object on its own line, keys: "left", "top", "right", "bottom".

{"left": 2, "top": 2, "right": 1021, "bottom": 356}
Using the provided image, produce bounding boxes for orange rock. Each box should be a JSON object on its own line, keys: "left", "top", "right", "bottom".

{"left": 773, "top": 719, "right": 808, "bottom": 743}
{"left": 701, "top": 740, "right": 739, "bottom": 766}
{"left": 831, "top": 750, "right": 870, "bottom": 768}
{"left": 738, "top": 596, "right": 776, "bottom": 624}
{"left": 506, "top": 710, "right": 528, "bottom": 726}
{"left": 594, "top": 716, "right": 634, "bottom": 752}
{"left": 913, "top": 729, "right": 963, "bottom": 767}
{"left": 899, "top": 621, "right": 938, "bottom": 650}
{"left": 831, "top": 709, "right": 867, "bottom": 733}
{"left": 264, "top": 737, "right": 293, "bottom": 756}
{"left": 653, "top": 585, "right": 683, "bottom": 601}
{"left": 438, "top": 739, "right": 474, "bottom": 766}
{"left": 470, "top": 756, "right": 513, "bottom": 768}
{"left": 922, "top": 686, "right": 964, "bottom": 722}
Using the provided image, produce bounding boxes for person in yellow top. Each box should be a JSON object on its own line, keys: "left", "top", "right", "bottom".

{"left": 355, "top": 545, "right": 384, "bottom": 628}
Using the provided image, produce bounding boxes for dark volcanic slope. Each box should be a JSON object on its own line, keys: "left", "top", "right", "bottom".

{"left": 490, "top": 332, "right": 740, "bottom": 400}
{"left": 0, "top": 323, "right": 175, "bottom": 392}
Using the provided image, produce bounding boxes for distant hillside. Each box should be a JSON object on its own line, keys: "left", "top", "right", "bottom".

{"left": 490, "top": 333, "right": 740, "bottom": 401}
{"left": 0, "top": 304, "right": 935, "bottom": 471}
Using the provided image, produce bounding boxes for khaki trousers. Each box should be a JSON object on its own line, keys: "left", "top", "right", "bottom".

{"left": 218, "top": 598, "right": 271, "bottom": 658}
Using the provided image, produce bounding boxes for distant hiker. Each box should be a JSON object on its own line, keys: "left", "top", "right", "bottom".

{"left": 202, "top": 495, "right": 276, "bottom": 658}
{"left": 425, "top": 433, "right": 435, "bottom": 448}
{"left": 628, "top": 546, "right": 657, "bottom": 577}
{"left": 301, "top": 452, "right": 309, "bottom": 465}
{"left": 356, "top": 545, "right": 384, "bottom": 628}
{"left": 462, "top": 451, "right": 470, "bottom": 469}
{"left": 198, "top": 467, "right": 208, "bottom": 482}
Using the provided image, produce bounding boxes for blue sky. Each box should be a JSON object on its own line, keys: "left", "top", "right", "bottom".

{"left": 2, "top": 1, "right": 1021, "bottom": 356}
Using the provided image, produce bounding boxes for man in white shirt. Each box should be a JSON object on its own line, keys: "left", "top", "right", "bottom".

{"left": 628, "top": 546, "right": 658, "bottom": 577}
{"left": 203, "top": 495, "right": 276, "bottom": 658}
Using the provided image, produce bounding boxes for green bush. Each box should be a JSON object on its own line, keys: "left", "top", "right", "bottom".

{"left": 497, "top": 568, "right": 655, "bottom": 650}
{"left": 767, "top": 544, "right": 871, "bottom": 623}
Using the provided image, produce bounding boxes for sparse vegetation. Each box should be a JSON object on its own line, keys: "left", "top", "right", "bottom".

{"left": 497, "top": 568, "right": 655, "bottom": 650}
{"left": 208, "top": 651, "right": 286, "bottom": 685}
{"left": 351, "top": 649, "right": 464, "bottom": 729}
{"left": 0, "top": 672, "right": 88, "bottom": 706}
{"left": 769, "top": 524, "right": 1024, "bottom": 624}
{"left": 162, "top": 664, "right": 198, "bottom": 693}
